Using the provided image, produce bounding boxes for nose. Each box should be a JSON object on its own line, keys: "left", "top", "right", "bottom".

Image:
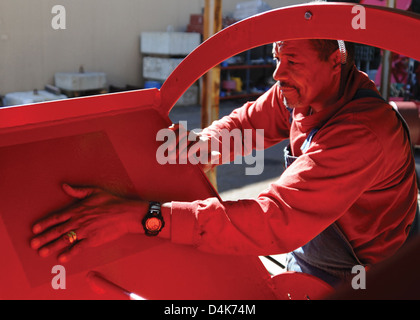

{"left": 273, "top": 60, "right": 288, "bottom": 82}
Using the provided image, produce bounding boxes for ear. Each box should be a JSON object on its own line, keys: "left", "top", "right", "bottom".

{"left": 329, "top": 49, "right": 342, "bottom": 75}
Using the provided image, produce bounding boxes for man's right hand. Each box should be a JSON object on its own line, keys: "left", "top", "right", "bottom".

{"left": 167, "top": 123, "right": 221, "bottom": 172}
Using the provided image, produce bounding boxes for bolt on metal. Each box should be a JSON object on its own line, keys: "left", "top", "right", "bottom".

{"left": 304, "top": 11, "right": 313, "bottom": 20}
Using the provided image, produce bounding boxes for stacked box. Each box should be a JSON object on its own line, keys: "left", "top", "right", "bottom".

{"left": 233, "top": 0, "right": 271, "bottom": 20}
{"left": 187, "top": 14, "right": 204, "bottom": 35}
{"left": 143, "top": 56, "right": 184, "bottom": 81}
{"left": 55, "top": 72, "right": 107, "bottom": 91}
{"left": 175, "top": 84, "right": 199, "bottom": 106}
{"left": 141, "top": 31, "right": 201, "bottom": 106}
{"left": 140, "top": 32, "right": 200, "bottom": 56}
{"left": 4, "top": 90, "right": 68, "bottom": 106}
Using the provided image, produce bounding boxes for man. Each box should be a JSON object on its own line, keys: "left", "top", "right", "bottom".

{"left": 30, "top": 39, "right": 417, "bottom": 288}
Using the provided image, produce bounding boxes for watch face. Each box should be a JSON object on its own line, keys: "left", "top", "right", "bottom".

{"left": 146, "top": 217, "right": 162, "bottom": 232}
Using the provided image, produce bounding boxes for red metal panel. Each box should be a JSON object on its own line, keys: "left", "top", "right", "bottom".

{"left": 0, "top": 90, "right": 276, "bottom": 300}
{"left": 0, "top": 88, "right": 161, "bottom": 131}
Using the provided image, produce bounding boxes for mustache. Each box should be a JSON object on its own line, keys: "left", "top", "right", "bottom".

{"left": 277, "top": 82, "right": 299, "bottom": 92}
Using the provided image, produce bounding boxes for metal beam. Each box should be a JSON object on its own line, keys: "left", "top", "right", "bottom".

{"left": 202, "top": 0, "right": 222, "bottom": 189}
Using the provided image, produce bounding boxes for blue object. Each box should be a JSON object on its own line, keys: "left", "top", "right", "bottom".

{"left": 144, "top": 81, "right": 163, "bottom": 89}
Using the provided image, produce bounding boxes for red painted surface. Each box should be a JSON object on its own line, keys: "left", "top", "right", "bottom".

{"left": 0, "top": 91, "right": 275, "bottom": 300}
{"left": 1, "top": 3, "right": 419, "bottom": 300}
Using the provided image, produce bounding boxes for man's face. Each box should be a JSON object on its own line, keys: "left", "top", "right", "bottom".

{"left": 272, "top": 40, "right": 340, "bottom": 111}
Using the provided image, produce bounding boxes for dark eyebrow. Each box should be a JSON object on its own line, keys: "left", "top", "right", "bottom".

{"left": 272, "top": 49, "right": 297, "bottom": 58}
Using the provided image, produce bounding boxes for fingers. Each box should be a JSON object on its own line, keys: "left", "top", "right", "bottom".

{"left": 36, "top": 234, "right": 90, "bottom": 264}
{"left": 168, "top": 124, "right": 189, "bottom": 151}
{"left": 210, "top": 150, "right": 222, "bottom": 164}
{"left": 34, "top": 229, "right": 81, "bottom": 259}
{"left": 31, "top": 219, "right": 79, "bottom": 250}
{"left": 30, "top": 184, "right": 132, "bottom": 260}
{"left": 32, "top": 211, "right": 73, "bottom": 235}
{"left": 58, "top": 238, "right": 90, "bottom": 263}
{"left": 165, "top": 123, "right": 222, "bottom": 167}
{"left": 167, "top": 123, "right": 191, "bottom": 162}
{"left": 167, "top": 124, "right": 206, "bottom": 163}
{"left": 31, "top": 183, "right": 88, "bottom": 235}
{"left": 30, "top": 183, "right": 96, "bottom": 260}
{"left": 62, "top": 183, "right": 101, "bottom": 199}
{"left": 31, "top": 225, "right": 90, "bottom": 263}
{"left": 181, "top": 134, "right": 212, "bottom": 164}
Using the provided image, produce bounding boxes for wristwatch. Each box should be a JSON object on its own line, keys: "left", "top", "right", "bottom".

{"left": 142, "top": 202, "right": 165, "bottom": 236}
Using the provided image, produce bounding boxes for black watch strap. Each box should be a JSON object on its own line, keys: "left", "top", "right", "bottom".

{"left": 142, "top": 201, "right": 164, "bottom": 236}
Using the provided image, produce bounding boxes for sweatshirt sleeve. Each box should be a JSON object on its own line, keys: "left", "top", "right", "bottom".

{"left": 165, "top": 120, "right": 385, "bottom": 256}
{"left": 201, "top": 84, "right": 291, "bottom": 164}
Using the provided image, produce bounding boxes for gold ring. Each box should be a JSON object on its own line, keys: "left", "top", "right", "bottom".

{"left": 64, "top": 231, "right": 77, "bottom": 244}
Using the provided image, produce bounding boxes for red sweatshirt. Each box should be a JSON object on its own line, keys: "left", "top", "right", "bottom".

{"left": 162, "top": 66, "right": 417, "bottom": 266}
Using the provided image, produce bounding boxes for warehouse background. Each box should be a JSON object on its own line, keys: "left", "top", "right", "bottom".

{"left": 0, "top": 0, "right": 305, "bottom": 97}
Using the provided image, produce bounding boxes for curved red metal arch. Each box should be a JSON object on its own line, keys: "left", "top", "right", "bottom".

{"left": 160, "top": 2, "right": 420, "bottom": 115}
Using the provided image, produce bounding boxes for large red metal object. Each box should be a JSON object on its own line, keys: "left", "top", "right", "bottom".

{"left": 0, "top": 3, "right": 419, "bottom": 300}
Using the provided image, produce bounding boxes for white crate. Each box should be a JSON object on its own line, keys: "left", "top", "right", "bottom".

{"left": 4, "top": 90, "right": 67, "bottom": 106}
{"left": 176, "top": 84, "right": 199, "bottom": 106}
{"left": 140, "top": 32, "right": 201, "bottom": 56}
{"left": 143, "top": 56, "right": 183, "bottom": 81}
{"left": 233, "top": 0, "right": 271, "bottom": 20}
{"left": 55, "top": 72, "right": 107, "bottom": 91}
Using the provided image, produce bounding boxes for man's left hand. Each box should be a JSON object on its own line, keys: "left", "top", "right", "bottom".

{"left": 30, "top": 184, "right": 148, "bottom": 263}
